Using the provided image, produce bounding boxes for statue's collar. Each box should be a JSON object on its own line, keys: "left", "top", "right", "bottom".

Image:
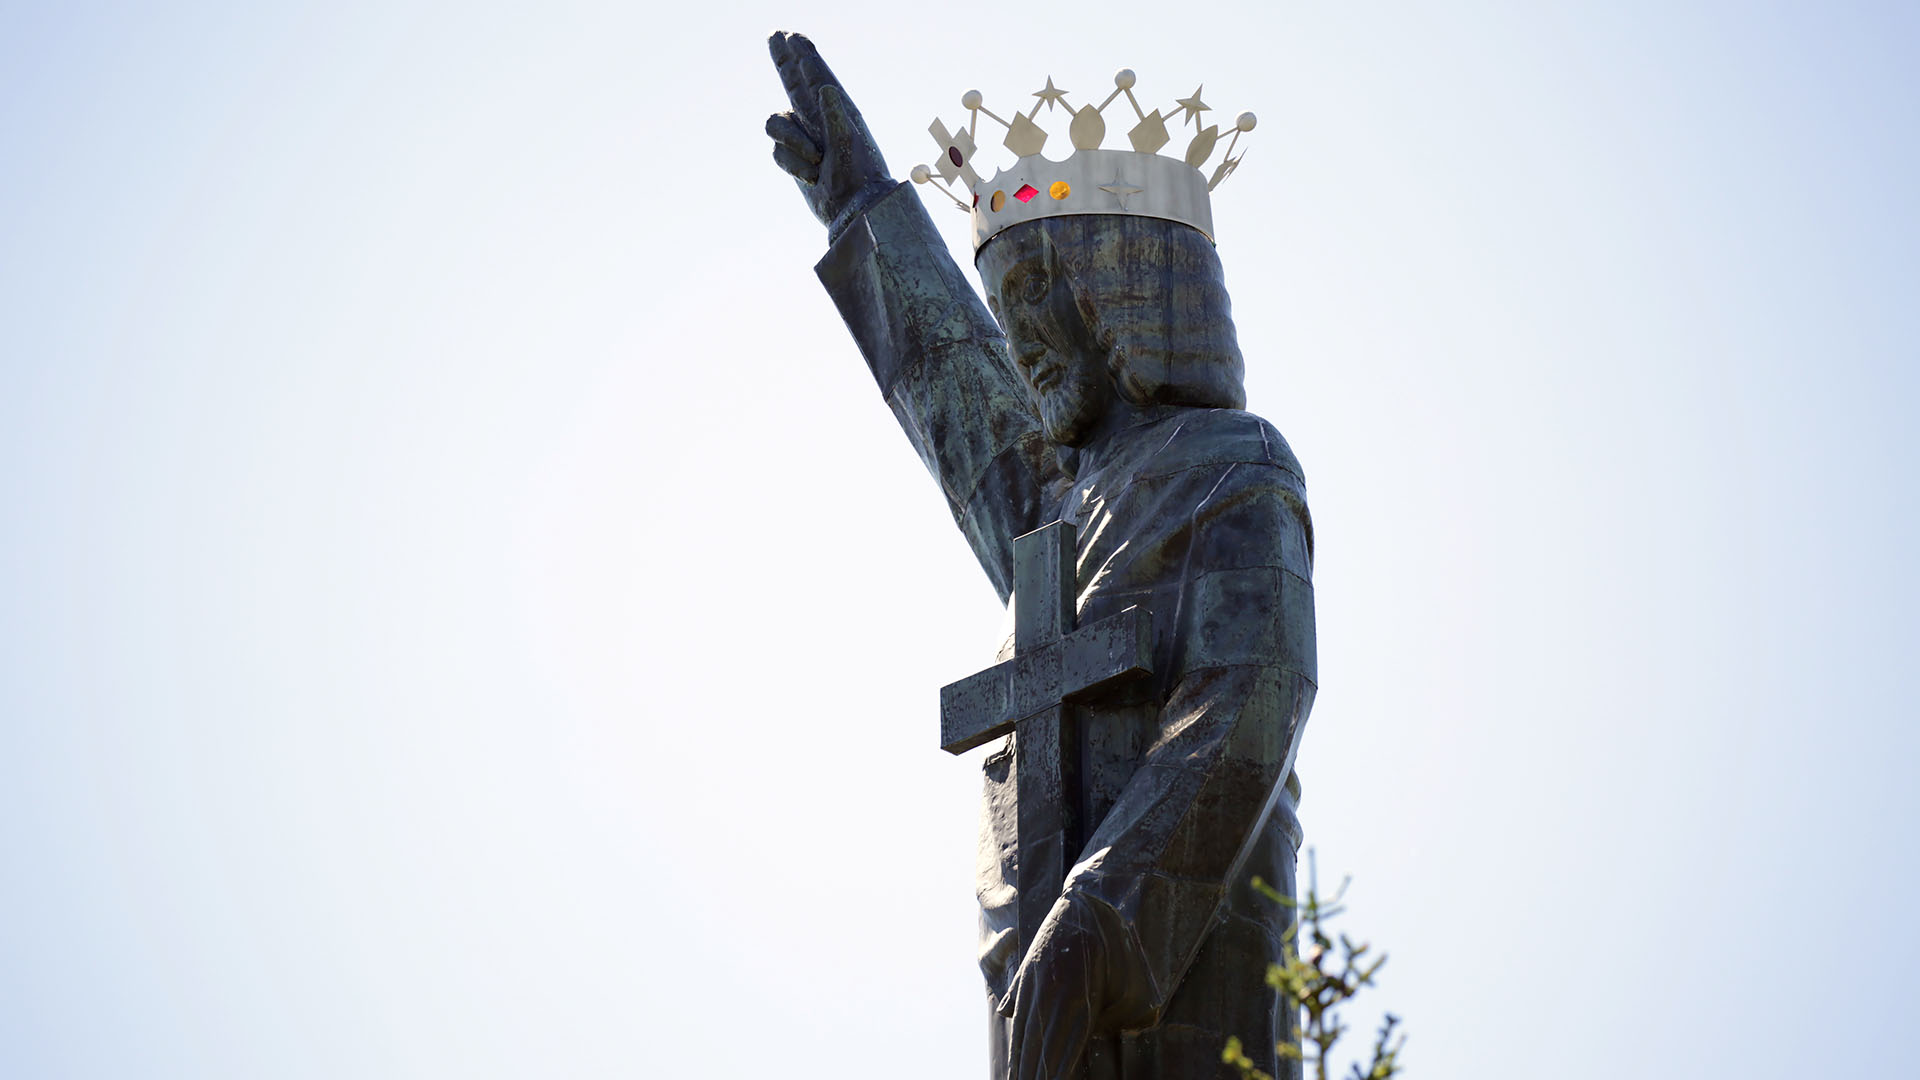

{"left": 1056, "top": 405, "right": 1184, "bottom": 480}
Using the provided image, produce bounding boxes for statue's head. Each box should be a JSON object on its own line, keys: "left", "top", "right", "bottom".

{"left": 977, "top": 214, "right": 1247, "bottom": 447}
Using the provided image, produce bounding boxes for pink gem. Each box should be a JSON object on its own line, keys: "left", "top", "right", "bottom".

{"left": 1014, "top": 184, "right": 1039, "bottom": 203}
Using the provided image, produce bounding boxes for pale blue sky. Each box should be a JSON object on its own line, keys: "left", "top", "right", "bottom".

{"left": 2, "top": 2, "right": 1915, "bottom": 1077}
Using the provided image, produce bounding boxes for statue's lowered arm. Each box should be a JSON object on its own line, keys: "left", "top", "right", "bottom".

{"left": 768, "top": 32, "right": 1062, "bottom": 599}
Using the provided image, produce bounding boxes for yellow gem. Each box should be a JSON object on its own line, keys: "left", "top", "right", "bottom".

{"left": 1050, "top": 180, "right": 1071, "bottom": 200}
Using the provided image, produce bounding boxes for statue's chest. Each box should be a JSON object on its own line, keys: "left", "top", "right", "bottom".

{"left": 1060, "top": 461, "right": 1194, "bottom": 627}
{"left": 1039, "top": 463, "right": 1197, "bottom": 823}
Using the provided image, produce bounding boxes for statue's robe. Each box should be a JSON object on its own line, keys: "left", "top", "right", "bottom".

{"left": 818, "top": 183, "right": 1316, "bottom": 1080}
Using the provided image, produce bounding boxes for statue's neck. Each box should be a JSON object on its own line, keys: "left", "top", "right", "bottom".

{"left": 1056, "top": 401, "right": 1179, "bottom": 479}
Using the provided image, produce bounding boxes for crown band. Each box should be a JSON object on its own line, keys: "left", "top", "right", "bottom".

{"left": 965, "top": 148, "right": 1215, "bottom": 251}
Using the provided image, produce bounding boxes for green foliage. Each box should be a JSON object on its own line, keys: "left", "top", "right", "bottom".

{"left": 1222, "top": 855, "right": 1406, "bottom": 1080}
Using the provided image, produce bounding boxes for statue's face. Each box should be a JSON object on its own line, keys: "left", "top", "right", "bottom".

{"left": 984, "top": 234, "right": 1113, "bottom": 448}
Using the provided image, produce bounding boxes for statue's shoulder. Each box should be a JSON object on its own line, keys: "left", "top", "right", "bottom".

{"left": 1136, "top": 408, "right": 1305, "bottom": 486}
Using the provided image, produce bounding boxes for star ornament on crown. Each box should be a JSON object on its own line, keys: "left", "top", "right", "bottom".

{"left": 909, "top": 69, "right": 1255, "bottom": 251}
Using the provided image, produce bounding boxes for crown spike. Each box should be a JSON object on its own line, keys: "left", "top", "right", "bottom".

{"left": 1069, "top": 104, "right": 1107, "bottom": 150}
{"left": 1032, "top": 77, "right": 1070, "bottom": 113}
{"left": 1218, "top": 111, "right": 1255, "bottom": 163}
{"left": 913, "top": 162, "right": 974, "bottom": 209}
{"left": 1207, "top": 150, "right": 1244, "bottom": 192}
{"left": 1003, "top": 112, "right": 1048, "bottom": 157}
{"left": 1174, "top": 85, "right": 1210, "bottom": 127}
{"left": 960, "top": 90, "right": 984, "bottom": 140}
{"left": 1128, "top": 109, "right": 1170, "bottom": 154}
{"left": 1183, "top": 124, "right": 1219, "bottom": 168}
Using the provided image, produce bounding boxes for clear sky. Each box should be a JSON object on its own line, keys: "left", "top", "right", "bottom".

{"left": 2, "top": 2, "right": 1914, "bottom": 1077}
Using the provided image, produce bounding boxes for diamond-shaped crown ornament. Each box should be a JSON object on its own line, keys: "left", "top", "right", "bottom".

{"left": 909, "top": 69, "right": 1255, "bottom": 251}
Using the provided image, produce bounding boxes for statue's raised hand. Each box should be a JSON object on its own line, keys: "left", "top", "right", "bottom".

{"left": 766, "top": 32, "right": 897, "bottom": 240}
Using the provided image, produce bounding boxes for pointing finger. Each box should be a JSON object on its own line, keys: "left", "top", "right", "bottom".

{"left": 784, "top": 33, "right": 845, "bottom": 95}
{"left": 768, "top": 32, "right": 820, "bottom": 131}
{"left": 798, "top": 53, "right": 846, "bottom": 106}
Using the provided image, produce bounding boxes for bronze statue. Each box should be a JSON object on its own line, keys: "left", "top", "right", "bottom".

{"left": 766, "top": 33, "right": 1316, "bottom": 1080}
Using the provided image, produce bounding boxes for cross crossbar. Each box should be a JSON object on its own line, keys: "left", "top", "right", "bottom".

{"left": 938, "top": 608, "right": 1154, "bottom": 754}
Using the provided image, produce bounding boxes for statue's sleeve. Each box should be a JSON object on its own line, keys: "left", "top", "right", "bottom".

{"left": 815, "top": 182, "right": 1064, "bottom": 601}
{"left": 1066, "top": 458, "right": 1317, "bottom": 1023}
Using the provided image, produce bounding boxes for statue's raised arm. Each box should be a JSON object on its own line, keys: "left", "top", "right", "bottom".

{"left": 765, "top": 33, "right": 1063, "bottom": 600}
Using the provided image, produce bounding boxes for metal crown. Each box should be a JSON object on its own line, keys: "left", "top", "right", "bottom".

{"left": 910, "top": 69, "right": 1255, "bottom": 251}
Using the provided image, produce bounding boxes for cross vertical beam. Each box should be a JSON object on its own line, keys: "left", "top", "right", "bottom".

{"left": 1012, "top": 522, "right": 1079, "bottom": 951}
{"left": 1014, "top": 518, "right": 1074, "bottom": 651}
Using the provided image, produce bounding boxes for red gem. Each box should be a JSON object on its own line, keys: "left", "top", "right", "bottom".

{"left": 972, "top": 192, "right": 980, "bottom": 207}
{"left": 1014, "top": 184, "right": 1039, "bottom": 203}
{"left": 949, "top": 146, "right": 964, "bottom": 167}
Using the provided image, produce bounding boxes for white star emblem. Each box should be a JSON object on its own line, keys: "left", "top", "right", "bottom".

{"left": 1175, "top": 85, "right": 1210, "bottom": 127}
{"left": 1098, "top": 177, "right": 1145, "bottom": 210}
{"left": 1032, "top": 76, "right": 1069, "bottom": 112}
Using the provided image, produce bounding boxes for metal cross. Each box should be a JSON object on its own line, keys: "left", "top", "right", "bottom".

{"left": 939, "top": 520, "right": 1153, "bottom": 952}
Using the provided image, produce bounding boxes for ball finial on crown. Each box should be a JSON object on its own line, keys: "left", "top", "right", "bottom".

{"left": 910, "top": 68, "right": 1255, "bottom": 250}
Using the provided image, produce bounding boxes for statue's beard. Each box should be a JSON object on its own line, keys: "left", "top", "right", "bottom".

{"left": 1036, "top": 358, "right": 1112, "bottom": 448}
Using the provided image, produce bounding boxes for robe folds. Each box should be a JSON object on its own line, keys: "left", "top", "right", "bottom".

{"left": 817, "top": 182, "right": 1316, "bottom": 1080}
